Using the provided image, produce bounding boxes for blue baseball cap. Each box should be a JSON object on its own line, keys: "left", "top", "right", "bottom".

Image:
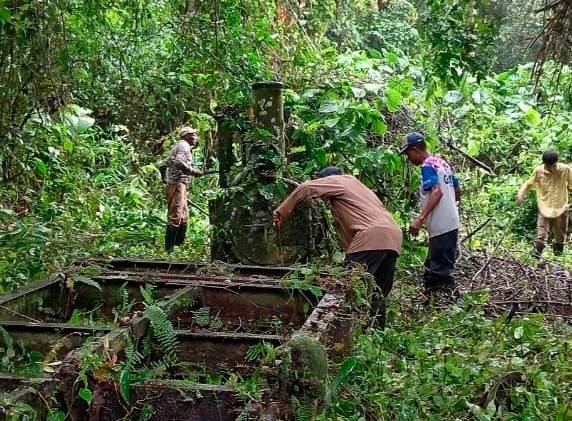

{"left": 399, "top": 132, "right": 425, "bottom": 154}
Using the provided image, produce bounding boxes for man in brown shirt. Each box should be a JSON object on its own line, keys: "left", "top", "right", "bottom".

{"left": 164, "top": 126, "right": 203, "bottom": 252}
{"left": 273, "top": 167, "right": 403, "bottom": 327}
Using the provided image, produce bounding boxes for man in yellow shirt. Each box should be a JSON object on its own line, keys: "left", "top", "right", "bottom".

{"left": 517, "top": 151, "right": 571, "bottom": 256}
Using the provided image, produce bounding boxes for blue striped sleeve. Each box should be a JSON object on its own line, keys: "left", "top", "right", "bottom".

{"left": 421, "top": 165, "right": 439, "bottom": 191}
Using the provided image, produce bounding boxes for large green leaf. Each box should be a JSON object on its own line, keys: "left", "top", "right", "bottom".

{"left": 444, "top": 90, "right": 463, "bottom": 103}
{"left": 33, "top": 158, "right": 49, "bottom": 178}
{"left": 371, "top": 119, "right": 388, "bottom": 135}
{"left": 319, "top": 100, "right": 343, "bottom": 114}
{"left": 73, "top": 274, "right": 102, "bottom": 291}
{"left": 385, "top": 88, "right": 401, "bottom": 112}
{"left": 523, "top": 108, "right": 541, "bottom": 126}
{"left": 79, "top": 388, "right": 93, "bottom": 405}
{"left": 0, "top": 7, "right": 10, "bottom": 23}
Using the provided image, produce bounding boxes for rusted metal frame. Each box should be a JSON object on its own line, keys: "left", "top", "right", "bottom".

{"left": 131, "top": 286, "right": 200, "bottom": 341}
{"left": 101, "top": 258, "right": 295, "bottom": 277}
{"left": 0, "top": 320, "right": 113, "bottom": 333}
{"left": 94, "top": 272, "right": 284, "bottom": 288}
{"left": 0, "top": 276, "right": 60, "bottom": 306}
{"left": 130, "top": 381, "right": 244, "bottom": 421}
{"left": 174, "top": 331, "right": 282, "bottom": 342}
{"left": 298, "top": 292, "right": 355, "bottom": 354}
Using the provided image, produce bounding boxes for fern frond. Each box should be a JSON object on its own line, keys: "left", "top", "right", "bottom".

{"left": 144, "top": 304, "right": 179, "bottom": 366}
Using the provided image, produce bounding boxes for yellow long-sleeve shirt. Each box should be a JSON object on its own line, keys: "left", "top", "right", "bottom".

{"left": 518, "top": 163, "right": 572, "bottom": 218}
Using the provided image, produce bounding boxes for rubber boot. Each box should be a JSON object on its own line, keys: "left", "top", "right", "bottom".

{"left": 175, "top": 223, "right": 187, "bottom": 246}
{"left": 553, "top": 243, "right": 564, "bottom": 256}
{"left": 533, "top": 242, "right": 545, "bottom": 259}
{"left": 368, "top": 295, "right": 387, "bottom": 330}
{"left": 165, "top": 225, "right": 178, "bottom": 253}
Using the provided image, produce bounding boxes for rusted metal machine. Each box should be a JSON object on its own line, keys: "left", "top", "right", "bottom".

{"left": 0, "top": 258, "right": 365, "bottom": 420}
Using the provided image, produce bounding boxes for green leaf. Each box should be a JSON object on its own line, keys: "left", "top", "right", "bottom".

{"left": 467, "top": 139, "right": 480, "bottom": 156}
{"left": 306, "top": 285, "right": 323, "bottom": 299}
{"left": 319, "top": 100, "right": 342, "bottom": 114}
{"left": 330, "top": 356, "right": 357, "bottom": 395}
{"left": 444, "top": 90, "right": 463, "bottom": 104}
{"left": 314, "top": 149, "right": 327, "bottom": 167}
{"left": 68, "top": 309, "right": 82, "bottom": 325}
{"left": 47, "top": 410, "right": 66, "bottom": 421}
{"left": 351, "top": 87, "right": 366, "bottom": 99}
{"left": 33, "top": 158, "right": 48, "bottom": 178}
{"left": 514, "top": 326, "right": 523, "bottom": 339}
{"left": 523, "top": 108, "right": 541, "bottom": 126}
{"left": 79, "top": 387, "right": 93, "bottom": 405}
{"left": 324, "top": 117, "right": 340, "bottom": 128}
{"left": 72, "top": 274, "right": 102, "bottom": 291}
{"left": 119, "top": 370, "right": 131, "bottom": 401}
{"left": 62, "top": 139, "right": 75, "bottom": 153}
{"left": 385, "top": 88, "right": 401, "bottom": 112}
{"left": 0, "top": 7, "right": 11, "bottom": 23}
{"left": 289, "top": 145, "right": 306, "bottom": 154}
{"left": 467, "top": 402, "right": 491, "bottom": 421}
{"left": 371, "top": 119, "right": 388, "bottom": 135}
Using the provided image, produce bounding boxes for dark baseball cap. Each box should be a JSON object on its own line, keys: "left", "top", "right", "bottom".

{"left": 399, "top": 132, "right": 425, "bottom": 154}
{"left": 316, "top": 166, "right": 343, "bottom": 178}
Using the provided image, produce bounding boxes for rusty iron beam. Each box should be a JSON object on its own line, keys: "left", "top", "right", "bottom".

{"left": 175, "top": 331, "right": 282, "bottom": 371}
{"left": 0, "top": 277, "right": 60, "bottom": 306}
{"left": 93, "top": 273, "right": 284, "bottom": 289}
{"left": 0, "top": 320, "right": 112, "bottom": 333}
{"left": 131, "top": 382, "right": 243, "bottom": 421}
{"left": 99, "top": 258, "right": 295, "bottom": 278}
{"left": 300, "top": 292, "right": 356, "bottom": 356}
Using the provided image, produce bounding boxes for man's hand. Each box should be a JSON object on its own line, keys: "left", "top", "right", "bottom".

{"left": 409, "top": 216, "right": 424, "bottom": 237}
{"left": 272, "top": 210, "right": 283, "bottom": 228}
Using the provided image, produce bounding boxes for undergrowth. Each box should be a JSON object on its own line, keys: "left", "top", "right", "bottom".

{"left": 320, "top": 283, "right": 572, "bottom": 421}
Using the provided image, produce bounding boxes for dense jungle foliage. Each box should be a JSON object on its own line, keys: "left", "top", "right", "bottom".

{"left": 0, "top": 0, "right": 571, "bottom": 420}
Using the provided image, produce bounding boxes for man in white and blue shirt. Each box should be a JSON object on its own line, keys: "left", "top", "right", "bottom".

{"left": 400, "top": 132, "right": 461, "bottom": 294}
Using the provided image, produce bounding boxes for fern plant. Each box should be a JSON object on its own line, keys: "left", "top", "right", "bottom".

{"left": 144, "top": 304, "right": 179, "bottom": 368}
{"left": 193, "top": 307, "right": 224, "bottom": 330}
{"left": 112, "top": 282, "right": 134, "bottom": 323}
{"left": 193, "top": 307, "right": 211, "bottom": 327}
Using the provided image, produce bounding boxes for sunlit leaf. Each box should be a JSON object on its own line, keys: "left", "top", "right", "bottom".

{"left": 444, "top": 90, "right": 463, "bottom": 103}
{"left": 79, "top": 387, "right": 93, "bottom": 405}
{"left": 319, "top": 100, "right": 342, "bottom": 114}
{"left": 514, "top": 326, "right": 523, "bottom": 339}
{"left": 351, "top": 87, "right": 366, "bottom": 99}
{"left": 33, "top": 158, "right": 48, "bottom": 178}
{"left": 523, "top": 108, "right": 541, "bottom": 126}
{"left": 385, "top": 88, "right": 401, "bottom": 112}
{"left": 371, "top": 119, "right": 388, "bottom": 135}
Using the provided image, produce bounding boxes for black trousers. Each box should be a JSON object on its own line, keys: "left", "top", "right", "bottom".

{"left": 424, "top": 229, "right": 458, "bottom": 292}
{"left": 345, "top": 250, "right": 398, "bottom": 326}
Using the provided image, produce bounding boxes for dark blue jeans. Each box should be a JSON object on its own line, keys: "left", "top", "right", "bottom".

{"left": 424, "top": 229, "right": 458, "bottom": 292}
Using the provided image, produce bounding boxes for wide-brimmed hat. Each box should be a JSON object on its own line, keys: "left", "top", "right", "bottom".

{"left": 399, "top": 132, "right": 425, "bottom": 154}
{"left": 179, "top": 126, "right": 198, "bottom": 138}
